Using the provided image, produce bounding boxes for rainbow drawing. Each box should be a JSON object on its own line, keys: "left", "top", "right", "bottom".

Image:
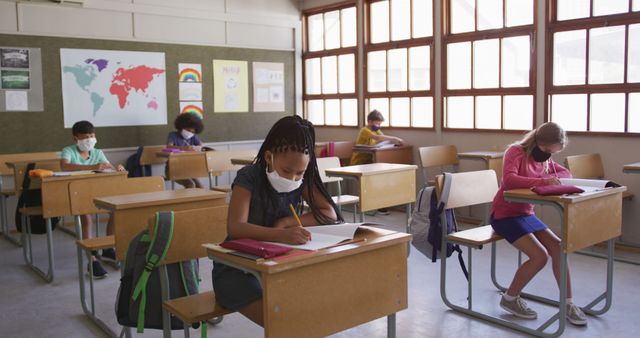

{"left": 180, "top": 104, "right": 204, "bottom": 119}
{"left": 178, "top": 68, "right": 202, "bottom": 82}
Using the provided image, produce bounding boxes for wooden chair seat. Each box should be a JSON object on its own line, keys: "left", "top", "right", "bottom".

{"left": 20, "top": 206, "right": 42, "bottom": 216}
{"left": 447, "top": 225, "right": 502, "bottom": 248}
{"left": 332, "top": 195, "right": 359, "bottom": 206}
{"left": 1, "top": 188, "right": 16, "bottom": 197}
{"left": 76, "top": 235, "right": 115, "bottom": 251}
{"left": 163, "top": 290, "right": 233, "bottom": 324}
{"left": 623, "top": 191, "right": 634, "bottom": 201}
{"left": 211, "top": 184, "right": 232, "bottom": 193}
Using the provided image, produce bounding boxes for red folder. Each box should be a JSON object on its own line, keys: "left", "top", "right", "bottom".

{"left": 531, "top": 185, "right": 584, "bottom": 196}
{"left": 220, "top": 239, "right": 292, "bottom": 258}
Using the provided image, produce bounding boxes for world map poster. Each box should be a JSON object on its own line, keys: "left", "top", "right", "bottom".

{"left": 60, "top": 48, "right": 167, "bottom": 128}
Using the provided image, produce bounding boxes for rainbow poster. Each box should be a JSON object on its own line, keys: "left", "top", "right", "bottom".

{"left": 178, "top": 63, "right": 202, "bottom": 82}
{"left": 180, "top": 101, "right": 203, "bottom": 119}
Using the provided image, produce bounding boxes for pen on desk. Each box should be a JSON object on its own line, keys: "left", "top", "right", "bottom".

{"left": 289, "top": 203, "right": 311, "bottom": 241}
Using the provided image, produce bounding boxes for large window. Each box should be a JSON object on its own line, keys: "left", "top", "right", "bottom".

{"left": 303, "top": 3, "right": 358, "bottom": 126}
{"left": 443, "top": 0, "right": 536, "bottom": 131}
{"left": 365, "top": 0, "right": 434, "bottom": 128}
{"left": 547, "top": 0, "right": 640, "bottom": 133}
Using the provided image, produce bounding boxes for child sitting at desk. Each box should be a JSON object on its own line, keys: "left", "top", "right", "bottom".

{"left": 349, "top": 109, "right": 404, "bottom": 166}
{"left": 166, "top": 112, "right": 204, "bottom": 188}
{"left": 60, "top": 120, "right": 125, "bottom": 279}
{"left": 491, "top": 122, "right": 587, "bottom": 326}
{"left": 212, "top": 115, "right": 343, "bottom": 326}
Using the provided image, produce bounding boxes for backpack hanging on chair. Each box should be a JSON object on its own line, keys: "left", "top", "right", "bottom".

{"left": 14, "top": 162, "right": 60, "bottom": 234}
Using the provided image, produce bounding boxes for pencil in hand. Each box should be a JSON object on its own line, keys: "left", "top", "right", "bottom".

{"left": 289, "top": 203, "right": 311, "bottom": 241}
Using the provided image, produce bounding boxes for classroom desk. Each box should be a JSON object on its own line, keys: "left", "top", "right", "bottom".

{"left": 495, "top": 187, "right": 625, "bottom": 337}
{"left": 94, "top": 188, "right": 227, "bottom": 261}
{"left": 351, "top": 145, "right": 414, "bottom": 164}
{"left": 457, "top": 151, "right": 504, "bottom": 182}
{"left": 230, "top": 156, "right": 255, "bottom": 165}
{"left": 205, "top": 226, "right": 411, "bottom": 338}
{"left": 623, "top": 162, "right": 640, "bottom": 174}
{"left": 325, "top": 163, "right": 417, "bottom": 225}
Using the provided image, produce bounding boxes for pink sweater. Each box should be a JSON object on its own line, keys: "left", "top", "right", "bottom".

{"left": 491, "top": 145, "right": 571, "bottom": 220}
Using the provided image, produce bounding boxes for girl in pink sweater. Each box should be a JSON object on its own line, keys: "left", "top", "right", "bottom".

{"left": 491, "top": 122, "right": 587, "bottom": 326}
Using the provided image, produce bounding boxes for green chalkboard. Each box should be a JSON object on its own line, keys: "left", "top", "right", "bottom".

{"left": 0, "top": 33, "right": 294, "bottom": 154}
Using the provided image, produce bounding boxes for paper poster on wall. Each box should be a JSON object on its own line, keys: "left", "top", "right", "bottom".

{"left": 178, "top": 63, "right": 202, "bottom": 82}
{"left": 179, "top": 82, "right": 202, "bottom": 101}
{"left": 1, "top": 48, "right": 29, "bottom": 68}
{"left": 0, "top": 46, "right": 43, "bottom": 112}
{"left": 1, "top": 70, "right": 30, "bottom": 89}
{"left": 60, "top": 48, "right": 167, "bottom": 128}
{"left": 253, "top": 62, "right": 284, "bottom": 112}
{"left": 180, "top": 101, "right": 204, "bottom": 119}
{"left": 4, "top": 90, "right": 28, "bottom": 111}
{"left": 213, "top": 59, "right": 248, "bottom": 113}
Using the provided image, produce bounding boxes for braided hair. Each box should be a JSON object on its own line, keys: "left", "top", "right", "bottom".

{"left": 255, "top": 115, "right": 344, "bottom": 225}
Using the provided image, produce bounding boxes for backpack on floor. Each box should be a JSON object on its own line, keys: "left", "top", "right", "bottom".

{"left": 116, "top": 211, "right": 200, "bottom": 333}
{"left": 14, "top": 162, "right": 60, "bottom": 234}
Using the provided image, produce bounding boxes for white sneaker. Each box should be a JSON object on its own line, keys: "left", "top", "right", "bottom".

{"left": 566, "top": 303, "right": 587, "bottom": 326}
{"left": 500, "top": 295, "right": 538, "bottom": 319}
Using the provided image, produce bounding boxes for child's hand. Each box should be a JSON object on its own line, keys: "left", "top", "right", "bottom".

{"left": 280, "top": 227, "right": 311, "bottom": 244}
{"left": 116, "top": 164, "right": 126, "bottom": 172}
{"left": 545, "top": 177, "right": 561, "bottom": 185}
{"left": 94, "top": 163, "right": 111, "bottom": 171}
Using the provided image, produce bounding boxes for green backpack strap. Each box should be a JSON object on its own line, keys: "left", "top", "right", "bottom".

{"left": 131, "top": 211, "right": 175, "bottom": 333}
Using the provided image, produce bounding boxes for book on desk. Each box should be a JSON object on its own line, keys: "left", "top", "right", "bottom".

{"left": 353, "top": 141, "right": 396, "bottom": 150}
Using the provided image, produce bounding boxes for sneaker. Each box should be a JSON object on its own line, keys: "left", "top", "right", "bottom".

{"left": 101, "top": 248, "right": 116, "bottom": 263}
{"left": 566, "top": 303, "right": 587, "bottom": 326}
{"left": 88, "top": 260, "right": 108, "bottom": 279}
{"left": 500, "top": 295, "right": 537, "bottom": 319}
{"left": 377, "top": 208, "right": 390, "bottom": 215}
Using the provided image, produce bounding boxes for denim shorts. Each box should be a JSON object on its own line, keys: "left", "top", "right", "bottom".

{"left": 490, "top": 215, "right": 548, "bottom": 243}
{"left": 211, "top": 263, "right": 262, "bottom": 311}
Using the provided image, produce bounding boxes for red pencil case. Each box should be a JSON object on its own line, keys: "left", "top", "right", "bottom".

{"left": 531, "top": 185, "right": 584, "bottom": 196}
{"left": 220, "top": 239, "right": 292, "bottom": 258}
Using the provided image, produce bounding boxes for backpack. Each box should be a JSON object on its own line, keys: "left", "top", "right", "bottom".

{"left": 125, "top": 146, "right": 151, "bottom": 178}
{"left": 14, "top": 162, "right": 60, "bottom": 234}
{"left": 409, "top": 185, "right": 469, "bottom": 280}
{"left": 116, "top": 211, "right": 200, "bottom": 333}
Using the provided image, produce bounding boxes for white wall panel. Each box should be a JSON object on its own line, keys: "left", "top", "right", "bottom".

{"left": 133, "top": 0, "right": 225, "bottom": 12}
{"left": 300, "top": 0, "right": 344, "bottom": 11}
{"left": 0, "top": 1, "right": 18, "bottom": 33}
{"left": 134, "top": 13, "right": 226, "bottom": 45}
{"left": 227, "top": 0, "right": 299, "bottom": 19}
{"left": 227, "top": 22, "right": 293, "bottom": 50}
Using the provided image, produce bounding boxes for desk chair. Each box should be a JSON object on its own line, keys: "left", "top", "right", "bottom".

{"left": 139, "top": 145, "right": 169, "bottom": 176}
{"left": 564, "top": 153, "right": 634, "bottom": 201}
{"left": 166, "top": 153, "right": 209, "bottom": 190}
{"left": 205, "top": 149, "right": 257, "bottom": 193}
{"left": 419, "top": 145, "right": 459, "bottom": 186}
{"left": 332, "top": 141, "right": 354, "bottom": 166}
{"left": 315, "top": 157, "right": 360, "bottom": 222}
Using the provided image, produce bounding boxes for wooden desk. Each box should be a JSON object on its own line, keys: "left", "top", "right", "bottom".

{"left": 230, "top": 156, "right": 255, "bottom": 165}
{"left": 94, "top": 188, "right": 227, "bottom": 260}
{"left": 205, "top": 226, "right": 410, "bottom": 338}
{"left": 458, "top": 151, "right": 504, "bottom": 182}
{"left": 351, "top": 145, "right": 414, "bottom": 164}
{"left": 623, "top": 162, "right": 640, "bottom": 174}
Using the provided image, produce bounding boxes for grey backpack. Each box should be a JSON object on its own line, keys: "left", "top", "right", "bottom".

{"left": 116, "top": 211, "right": 200, "bottom": 333}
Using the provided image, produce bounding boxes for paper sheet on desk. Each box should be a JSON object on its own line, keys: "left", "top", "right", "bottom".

{"left": 559, "top": 178, "right": 618, "bottom": 192}
{"left": 52, "top": 170, "right": 95, "bottom": 176}
{"left": 265, "top": 223, "right": 362, "bottom": 251}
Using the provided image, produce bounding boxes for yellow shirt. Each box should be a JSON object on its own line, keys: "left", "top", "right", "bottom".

{"left": 350, "top": 127, "right": 383, "bottom": 165}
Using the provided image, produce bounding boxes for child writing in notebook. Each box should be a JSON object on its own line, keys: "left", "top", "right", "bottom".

{"left": 491, "top": 122, "right": 587, "bottom": 326}
{"left": 60, "top": 120, "right": 125, "bottom": 279}
{"left": 212, "top": 115, "right": 343, "bottom": 326}
{"left": 166, "top": 112, "right": 204, "bottom": 188}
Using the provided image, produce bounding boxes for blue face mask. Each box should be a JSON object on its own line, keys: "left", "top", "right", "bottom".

{"left": 371, "top": 125, "right": 380, "bottom": 132}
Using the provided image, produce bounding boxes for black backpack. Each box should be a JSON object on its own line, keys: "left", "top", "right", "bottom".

{"left": 124, "top": 146, "right": 151, "bottom": 178}
{"left": 14, "top": 162, "right": 60, "bottom": 234}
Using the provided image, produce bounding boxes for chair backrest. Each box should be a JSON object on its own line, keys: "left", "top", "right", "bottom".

{"left": 419, "top": 145, "right": 459, "bottom": 168}
{"left": 68, "top": 176, "right": 165, "bottom": 215}
{"left": 149, "top": 206, "right": 229, "bottom": 265}
{"left": 139, "top": 145, "right": 168, "bottom": 166}
{"left": 332, "top": 141, "right": 354, "bottom": 165}
{"left": 437, "top": 170, "right": 498, "bottom": 210}
{"left": 564, "top": 153, "right": 604, "bottom": 179}
{"left": 205, "top": 149, "right": 257, "bottom": 173}
{"left": 14, "top": 159, "right": 62, "bottom": 192}
{"left": 167, "top": 152, "right": 209, "bottom": 180}
{"left": 315, "top": 156, "right": 342, "bottom": 183}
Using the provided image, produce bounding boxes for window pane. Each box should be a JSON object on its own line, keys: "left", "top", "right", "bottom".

{"left": 557, "top": 0, "right": 590, "bottom": 21}
{"left": 506, "top": 0, "right": 533, "bottom": 27}
{"left": 451, "top": 0, "right": 475, "bottom": 34}
{"left": 412, "top": 97, "right": 433, "bottom": 127}
{"left": 473, "top": 39, "right": 499, "bottom": 88}
{"left": 391, "top": 0, "right": 411, "bottom": 41}
{"left": 390, "top": 98, "right": 411, "bottom": 127}
{"left": 629, "top": 24, "right": 640, "bottom": 82}
{"left": 550, "top": 94, "right": 587, "bottom": 131}
{"left": 475, "top": 96, "right": 501, "bottom": 129}
{"left": 478, "top": 0, "right": 503, "bottom": 30}
{"left": 589, "top": 26, "right": 625, "bottom": 84}
{"left": 321, "top": 56, "right": 337, "bottom": 94}
{"left": 307, "top": 100, "right": 324, "bottom": 125}
{"left": 447, "top": 42, "right": 471, "bottom": 89}
{"left": 409, "top": 46, "right": 430, "bottom": 90}
{"left": 325, "top": 99, "right": 341, "bottom": 126}
{"left": 446, "top": 96, "right": 474, "bottom": 128}
{"left": 590, "top": 93, "right": 625, "bottom": 132}
{"left": 504, "top": 95, "right": 533, "bottom": 130}
{"left": 308, "top": 14, "right": 324, "bottom": 52}
{"left": 635, "top": 0, "right": 640, "bottom": 11}
{"left": 593, "top": 0, "right": 629, "bottom": 16}
{"left": 341, "top": 7, "right": 357, "bottom": 47}
{"left": 388, "top": 48, "right": 408, "bottom": 91}
{"left": 368, "top": 51, "right": 387, "bottom": 92}
{"left": 305, "top": 58, "right": 321, "bottom": 95}
{"left": 324, "top": 10, "right": 340, "bottom": 50}
{"left": 371, "top": 1, "right": 390, "bottom": 43}
{"left": 368, "top": 98, "right": 390, "bottom": 127}
{"left": 502, "top": 35, "right": 530, "bottom": 87}
{"left": 339, "top": 54, "right": 355, "bottom": 93}
{"left": 341, "top": 99, "right": 358, "bottom": 126}
{"left": 413, "top": 0, "right": 433, "bottom": 38}
{"left": 553, "top": 30, "right": 586, "bottom": 85}
{"left": 629, "top": 93, "right": 640, "bottom": 132}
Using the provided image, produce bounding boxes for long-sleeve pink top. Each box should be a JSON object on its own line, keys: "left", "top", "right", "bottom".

{"left": 491, "top": 145, "right": 572, "bottom": 220}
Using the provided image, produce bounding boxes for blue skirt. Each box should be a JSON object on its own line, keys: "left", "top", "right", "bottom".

{"left": 491, "top": 215, "right": 548, "bottom": 243}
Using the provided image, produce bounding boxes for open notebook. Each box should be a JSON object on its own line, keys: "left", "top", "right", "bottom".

{"left": 354, "top": 141, "right": 395, "bottom": 149}
{"left": 559, "top": 178, "right": 620, "bottom": 193}
{"left": 265, "top": 223, "right": 362, "bottom": 251}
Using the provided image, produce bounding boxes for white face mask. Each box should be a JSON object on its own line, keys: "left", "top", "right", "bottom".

{"left": 76, "top": 137, "right": 97, "bottom": 152}
{"left": 181, "top": 130, "right": 195, "bottom": 140}
{"left": 266, "top": 155, "right": 303, "bottom": 193}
